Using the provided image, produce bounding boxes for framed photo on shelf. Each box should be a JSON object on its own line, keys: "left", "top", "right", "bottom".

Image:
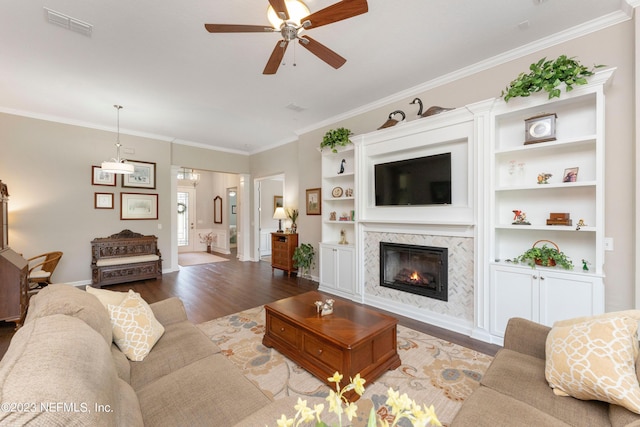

{"left": 306, "top": 188, "right": 321, "bottom": 215}
{"left": 563, "top": 167, "right": 579, "bottom": 183}
{"left": 524, "top": 113, "right": 557, "bottom": 145}
{"left": 120, "top": 192, "right": 158, "bottom": 220}
{"left": 94, "top": 193, "right": 114, "bottom": 209}
{"left": 121, "top": 160, "right": 156, "bottom": 189}
{"left": 91, "top": 166, "right": 116, "bottom": 186}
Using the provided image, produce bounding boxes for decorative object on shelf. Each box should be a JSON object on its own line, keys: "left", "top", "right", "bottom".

{"left": 512, "top": 210, "right": 530, "bottom": 225}
{"left": 306, "top": 188, "right": 321, "bottom": 215}
{"left": 339, "top": 212, "right": 350, "bottom": 221}
{"left": 547, "top": 212, "right": 572, "bottom": 226}
{"left": 286, "top": 208, "right": 299, "bottom": 233}
{"left": 501, "top": 55, "right": 605, "bottom": 102}
{"left": 273, "top": 207, "right": 287, "bottom": 232}
{"left": 122, "top": 160, "right": 157, "bottom": 189}
{"left": 214, "top": 195, "right": 223, "bottom": 224}
{"left": 320, "top": 127, "right": 352, "bottom": 153}
{"left": 377, "top": 109, "right": 406, "bottom": 129}
{"left": 331, "top": 186, "right": 343, "bottom": 198}
{"left": 339, "top": 229, "right": 348, "bottom": 245}
{"left": 576, "top": 219, "right": 586, "bottom": 231}
{"left": 508, "top": 160, "right": 516, "bottom": 175}
{"left": 292, "top": 243, "right": 315, "bottom": 278}
{"left": 278, "top": 371, "right": 441, "bottom": 427}
{"left": 199, "top": 232, "right": 216, "bottom": 253}
{"left": 525, "top": 113, "right": 557, "bottom": 144}
{"left": 563, "top": 167, "right": 579, "bottom": 182}
{"left": 329, "top": 211, "right": 337, "bottom": 221}
{"left": 537, "top": 173, "right": 552, "bottom": 184}
{"left": 582, "top": 259, "right": 591, "bottom": 271}
{"left": 101, "top": 105, "right": 135, "bottom": 175}
{"left": 350, "top": 210, "right": 355, "bottom": 221}
{"left": 314, "top": 298, "right": 335, "bottom": 316}
{"left": 94, "top": 192, "right": 114, "bottom": 209}
{"left": 338, "top": 158, "right": 346, "bottom": 174}
{"left": 345, "top": 188, "right": 353, "bottom": 197}
{"left": 514, "top": 240, "right": 573, "bottom": 269}
{"left": 409, "top": 97, "right": 454, "bottom": 117}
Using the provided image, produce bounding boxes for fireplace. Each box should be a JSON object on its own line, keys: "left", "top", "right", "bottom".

{"left": 379, "top": 242, "right": 448, "bottom": 301}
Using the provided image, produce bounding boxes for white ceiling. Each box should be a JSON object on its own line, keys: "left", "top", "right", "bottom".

{"left": 0, "top": 0, "right": 633, "bottom": 154}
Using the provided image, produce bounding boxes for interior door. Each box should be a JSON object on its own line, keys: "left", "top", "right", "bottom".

{"left": 177, "top": 187, "right": 197, "bottom": 253}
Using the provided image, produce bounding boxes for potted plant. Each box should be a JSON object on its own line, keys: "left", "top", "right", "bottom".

{"left": 286, "top": 208, "right": 299, "bottom": 233}
{"left": 292, "top": 243, "right": 315, "bottom": 278}
{"left": 513, "top": 240, "right": 573, "bottom": 269}
{"left": 501, "top": 55, "right": 604, "bottom": 102}
{"left": 320, "top": 127, "right": 352, "bottom": 153}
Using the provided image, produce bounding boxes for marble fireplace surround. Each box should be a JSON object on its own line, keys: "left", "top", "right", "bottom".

{"left": 360, "top": 222, "right": 476, "bottom": 335}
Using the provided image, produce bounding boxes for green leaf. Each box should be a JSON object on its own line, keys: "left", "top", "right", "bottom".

{"left": 366, "top": 407, "right": 377, "bottom": 427}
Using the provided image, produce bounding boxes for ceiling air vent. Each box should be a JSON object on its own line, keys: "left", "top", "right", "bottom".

{"left": 285, "top": 103, "right": 306, "bottom": 113}
{"left": 44, "top": 8, "right": 93, "bottom": 37}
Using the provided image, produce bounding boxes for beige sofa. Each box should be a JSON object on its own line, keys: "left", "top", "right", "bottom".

{"left": 0, "top": 284, "right": 312, "bottom": 426}
{"left": 452, "top": 317, "right": 640, "bottom": 427}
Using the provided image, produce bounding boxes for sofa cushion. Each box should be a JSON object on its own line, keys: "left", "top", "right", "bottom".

{"left": 111, "top": 342, "right": 131, "bottom": 383}
{"left": 0, "top": 314, "right": 142, "bottom": 426}
{"left": 545, "top": 312, "right": 640, "bottom": 414}
{"left": 86, "top": 285, "right": 128, "bottom": 307}
{"left": 137, "top": 354, "right": 272, "bottom": 427}
{"left": 95, "top": 254, "right": 160, "bottom": 267}
{"left": 108, "top": 290, "right": 165, "bottom": 361}
{"left": 482, "top": 348, "right": 610, "bottom": 426}
{"left": 610, "top": 403, "right": 640, "bottom": 427}
{"left": 24, "top": 283, "right": 112, "bottom": 344}
{"left": 130, "top": 320, "right": 221, "bottom": 390}
{"left": 451, "top": 386, "right": 573, "bottom": 427}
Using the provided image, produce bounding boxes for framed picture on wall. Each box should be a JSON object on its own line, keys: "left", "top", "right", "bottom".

{"left": 306, "top": 188, "right": 321, "bottom": 215}
{"left": 94, "top": 192, "right": 114, "bottom": 209}
{"left": 91, "top": 166, "right": 116, "bottom": 186}
{"left": 274, "top": 195, "right": 283, "bottom": 213}
{"left": 121, "top": 160, "right": 156, "bottom": 189}
{"left": 120, "top": 192, "right": 158, "bottom": 220}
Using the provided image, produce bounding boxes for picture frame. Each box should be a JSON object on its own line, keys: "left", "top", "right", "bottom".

{"left": 91, "top": 166, "right": 116, "bottom": 186}
{"left": 524, "top": 113, "right": 557, "bottom": 145}
{"left": 121, "top": 160, "right": 156, "bottom": 189}
{"left": 274, "top": 195, "right": 283, "bottom": 213}
{"left": 563, "top": 167, "right": 579, "bottom": 183}
{"left": 94, "top": 192, "right": 114, "bottom": 209}
{"left": 306, "top": 188, "right": 321, "bottom": 215}
{"left": 120, "top": 192, "right": 158, "bottom": 220}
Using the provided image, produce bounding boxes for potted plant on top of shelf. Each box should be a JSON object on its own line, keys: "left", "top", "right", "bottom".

{"left": 286, "top": 208, "right": 299, "bottom": 233}
{"left": 513, "top": 240, "right": 573, "bottom": 270}
{"left": 292, "top": 243, "right": 315, "bottom": 278}
{"left": 501, "top": 55, "right": 605, "bottom": 102}
{"left": 320, "top": 127, "right": 352, "bottom": 153}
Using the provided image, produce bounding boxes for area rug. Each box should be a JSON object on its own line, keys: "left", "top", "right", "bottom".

{"left": 197, "top": 305, "right": 493, "bottom": 425}
{"left": 178, "top": 251, "right": 228, "bottom": 266}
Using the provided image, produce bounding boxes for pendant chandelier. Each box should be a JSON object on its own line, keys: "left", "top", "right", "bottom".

{"left": 101, "top": 105, "right": 134, "bottom": 174}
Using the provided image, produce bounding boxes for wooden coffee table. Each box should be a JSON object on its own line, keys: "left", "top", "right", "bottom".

{"left": 262, "top": 291, "right": 401, "bottom": 393}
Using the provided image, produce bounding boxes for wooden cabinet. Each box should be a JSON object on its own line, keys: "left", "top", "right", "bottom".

{"left": 489, "top": 264, "right": 604, "bottom": 337}
{"left": 0, "top": 248, "right": 28, "bottom": 326}
{"left": 319, "top": 243, "right": 356, "bottom": 299}
{"left": 1, "top": 180, "right": 8, "bottom": 250}
{"left": 271, "top": 232, "right": 298, "bottom": 276}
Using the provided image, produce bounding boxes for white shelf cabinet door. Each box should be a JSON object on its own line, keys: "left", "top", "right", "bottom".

{"left": 490, "top": 264, "right": 537, "bottom": 337}
{"left": 319, "top": 243, "right": 355, "bottom": 299}
{"left": 539, "top": 270, "right": 604, "bottom": 326}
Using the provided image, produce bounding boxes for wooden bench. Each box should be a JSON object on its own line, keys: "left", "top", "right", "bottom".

{"left": 90, "top": 229, "right": 162, "bottom": 288}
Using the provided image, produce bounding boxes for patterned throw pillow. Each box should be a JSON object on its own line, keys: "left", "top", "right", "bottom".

{"left": 545, "top": 311, "right": 640, "bottom": 414}
{"left": 108, "top": 290, "right": 165, "bottom": 361}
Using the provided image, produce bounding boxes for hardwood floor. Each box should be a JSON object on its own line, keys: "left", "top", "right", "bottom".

{"left": 0, "top": 251, "right": 500, "bottom": 358}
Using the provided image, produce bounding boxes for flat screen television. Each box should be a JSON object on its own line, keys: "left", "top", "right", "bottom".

{"left": 375, "top": 152, "right": 451, "bottom": 206}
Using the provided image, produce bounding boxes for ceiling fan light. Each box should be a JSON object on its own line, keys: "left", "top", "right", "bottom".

{"left": 101, "top": 161, "right": 134, "bottom": 174}
{"left": 267, "top": 0, "right": 310, "bottom": 28}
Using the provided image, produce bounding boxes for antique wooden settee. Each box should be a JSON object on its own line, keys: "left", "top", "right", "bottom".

{"left": 91, "top": 229, "right": 162, "bottom": 288}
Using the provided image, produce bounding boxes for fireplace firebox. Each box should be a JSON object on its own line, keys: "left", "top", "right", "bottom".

{"left": 380, "top": 242, "right": 448, "bottom": 301}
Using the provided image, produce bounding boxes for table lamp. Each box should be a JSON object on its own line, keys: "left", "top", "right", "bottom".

{"left": 273, "top": 207, "right": 287, "bottom": 233}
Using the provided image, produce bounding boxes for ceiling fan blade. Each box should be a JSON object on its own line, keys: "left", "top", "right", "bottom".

{"left": 204, "top": 24, "right": 274, "bottom": 33}
{"left": 298, "top": 35, "right": 346, "bottom": 69}
{"left": 263, "top": 40, "right": 289, "bottom": 75}
{"left": 268, "top": 0, "right": 289, "bottom": 21}
{"left": 301, "top": 0, "right": 368, "bottom": 30}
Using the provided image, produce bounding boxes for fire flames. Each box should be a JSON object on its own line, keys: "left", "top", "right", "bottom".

{"left": 409, "top": 271, "right": 420, "bottom": 282}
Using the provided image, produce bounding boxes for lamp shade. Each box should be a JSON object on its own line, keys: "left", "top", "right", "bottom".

{"left": 101, "top": 161, "right": 134, "bottom": 174}
{"left": 273, "top": 207, "right": 287, "bottom": 220}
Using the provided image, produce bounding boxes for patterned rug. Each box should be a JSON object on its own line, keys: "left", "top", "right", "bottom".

{"left": 197, "top": 305, "right": 493, "bottom": 426}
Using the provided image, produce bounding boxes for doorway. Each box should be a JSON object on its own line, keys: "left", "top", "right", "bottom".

{"left": 177, "top": 186, "right": 197, "bottom": 253}
{"left": 253, "top": 174, "right": 284, "bottom": 262}
{"left": 228, "top": 187, "right": 237, "bottom": 249}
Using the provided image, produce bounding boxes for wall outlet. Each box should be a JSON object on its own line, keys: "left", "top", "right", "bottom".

{"left": 157, "top": 223, "right": 162, "bottom": 230}
{"left": 604, "top": 237, "right": 613, "bottom": 251}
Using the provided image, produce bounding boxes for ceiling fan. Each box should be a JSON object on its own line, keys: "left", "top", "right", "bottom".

{"left": 204, "top": 0, "right": 368, "bottom": 75}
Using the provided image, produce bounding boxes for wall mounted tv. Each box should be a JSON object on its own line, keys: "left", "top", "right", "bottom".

{"left": 375, "top": 152, "right": 451, "bottom": 206}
